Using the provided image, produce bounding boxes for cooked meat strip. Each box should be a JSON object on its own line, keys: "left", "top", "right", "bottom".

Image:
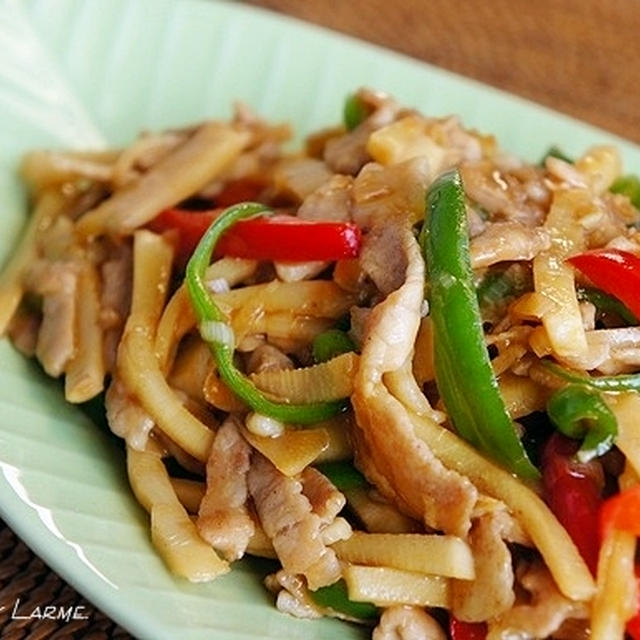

{"left": 26, "top": 259, "right": 79, "bottom": 377}
{"left": 451, "top": 512, "right": 515, "bottom": 621}
{"left": 197, "top": 417, "right": 254, "bottom": 562}
{"left": 248, "top": 453, "right": 341, "bottom": 590}
{"left": 470, "top": 221, "right": 551, "bottom": 269}
{"left": 373, "top": 605, "right": 447, "bottom": 640}
{"left": 352, "top": 224, "right": 477, "bottom": 537}
{"left": 487, "top": 563, "right": 589, "bottom": 639}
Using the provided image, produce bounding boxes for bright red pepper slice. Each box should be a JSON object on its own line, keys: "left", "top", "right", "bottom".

{"left": 215, "top": 214, "right": 362, "bottom": 261}
{"left": 599, "top": 484, "right": 640, "bottom": 539}
{"left": 567, "top": 248, "right": 640, "bottom": 322}
{"left": 541, "top": 433, "right": 603, "bottom": 575}
{"left": 148, "top": 208, "right": 362, "bottom": 265}
{"left": 148, "top": 208, "right": 223, "bottom": 265}
{"left": 597, "top": 478, "right": 640, "bottom": 637}
{"left": 628, "top": 614, "right": 640, "bottom": 640}
{"left": 449, "top": 618, "right": 487, "bottom": 640}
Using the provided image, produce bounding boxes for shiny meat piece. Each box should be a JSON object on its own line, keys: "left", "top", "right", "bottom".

{"left": 451, "top": 512, "right": 515, "bottom": 621}
{"left": 487, "top": 564, "right": 589, "bottom": 639}
{"left": 352, "top": 157, "right": 431, "bottom": 231}
{"left": 323, "top": 93, "right": 401, "bottom": 175}
{"left": 324, "top": 124, "right": 374, "bottom": 175}
{"left": 301, "top": 467, "right": 346, "bottom": 525}
{"left": 245, "top": 343, "right": 294, "bottom": 374}
{"left": 297, "top": 174, "right": 354, "bottom": 222}
{"left": 352, "top": 226, "right": 477, "bottom": 537}
{"left": 197, "top": 417, "right": 254, "bottom": 562}
{"left": 360, "top": 223, "right": 409, "bottom": 296}
{"left": 461, "top": 161, "right": 549, "bottom": 227}
{"left": 26, "top": 259, "right": 78, "bottom": 377}
{"left": 469, "top": 221, "right": 551, "bottom": 269}
{"left": 100, "top": 242, "right": 132, "bottom": 372}
{"left": 248, "top": 453, "right": 341, "bottom": 590}
{"left": 373, "top": 606, "right": 447, "bottom": 640}
{"left": 265, "top": 570, "right": 323, "bottom": 620}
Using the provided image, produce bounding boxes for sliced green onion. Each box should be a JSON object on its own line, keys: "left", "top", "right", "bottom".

{"left": 199, "top": 320, "right": 235, "bottom": 348}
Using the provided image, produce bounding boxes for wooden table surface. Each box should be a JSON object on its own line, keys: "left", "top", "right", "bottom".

{"left": 244, "top": 0, "right": 640, "bottom": 146}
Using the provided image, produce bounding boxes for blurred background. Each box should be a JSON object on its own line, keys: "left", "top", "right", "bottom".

{"left": 243, "top": 0, "right": 640, "bottom": 144}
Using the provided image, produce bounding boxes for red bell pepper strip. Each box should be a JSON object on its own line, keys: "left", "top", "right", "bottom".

{"left": 541, "top": 433, "right": 603, "bottom": 575}
{"left": 628, "top": 612, "right": 640, "bottom": 640}
{"left": 567, "top": 248, "right": 640, "bottom": 322}
{"left": 599, "top": 484, "right": 640, "bottom": 538}
{"left": 215, "top": 214, "right": 362, "bottom": 261}
{"left": 449, "top": 618, "right": 487, "bottom": 640}
{"left": 148, "top": 208, "right": 362, "bottom": 265}
{"left": 599, "top": 488, "right": 640, "bottom": 638}
{"left": 148, "top": 208, "right": 223, "bottom": 265}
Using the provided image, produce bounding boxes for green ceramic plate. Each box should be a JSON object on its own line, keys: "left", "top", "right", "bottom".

{"left": 1, "top": 0, "right": 639, "bottom": 638}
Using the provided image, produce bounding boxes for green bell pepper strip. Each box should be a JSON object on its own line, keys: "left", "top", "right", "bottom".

{"left": 546, "top": 384, "right": 618, "bottom": 463}
{"left": 309, "top": 579, "right": 378, "bottom": 620}
{"left": 540, "top": 145, "right": 574, "bottom": 165}
{"left": 343, "top": 93, "right": 369, "bottom": 131}
{"left": 314, "top": 460, "right": 368, "bottom": 491}
{"left": 540, "top": 359, "right": 640, "bottom": 393}
{"left": 420, "top": 169, "right": 540, "bottom": 480}
{"left": 312, "top": 329, "right": 356, "bottom": 364}
{"left": 185, "top": 202, "right": 349, "bottom": 424}
{"left": 610, "top": 174, "right": 640, "bottom": 209}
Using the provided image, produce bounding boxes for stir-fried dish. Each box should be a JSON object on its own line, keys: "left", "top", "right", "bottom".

{"left": 3, "top": 88, "right": 640, "bottom": 639}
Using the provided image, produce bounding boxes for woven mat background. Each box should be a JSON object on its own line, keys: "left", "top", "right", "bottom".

{"left": 0, "top": 519, "right": 132, "bottom": 639}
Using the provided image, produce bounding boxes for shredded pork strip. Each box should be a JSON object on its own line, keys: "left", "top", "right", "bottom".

{"left": 451, "top": 512, "right": 515, "bottom": 621}
{"left": 197, "top": 417, "right": 254, "bottom": 562}
{"left": 26, "top": 260, "right": 79, "bottom": 377}
{"left": 248, "top": 452, "right": 341, "bottom": 590}
{"left": 469, "top": 221, "right": 551, "bottom": 269}
{"left": 487, "top": 564, "right": 589, "bottom": 639}
{"left": 372, "top": 605, "right": 447, "bottom": 640}
{"left": 352, "top": 224, "right": 478, "bottom": 537}
{"left": 99, "top": 241, "right": 133, "bottom": 372}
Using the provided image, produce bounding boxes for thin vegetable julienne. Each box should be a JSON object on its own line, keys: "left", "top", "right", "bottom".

{"left": 185, "top": 202, "right": 348, "bottom": 424}
{"left": 420, "top": 169, "right": 539, "bottom": 480}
